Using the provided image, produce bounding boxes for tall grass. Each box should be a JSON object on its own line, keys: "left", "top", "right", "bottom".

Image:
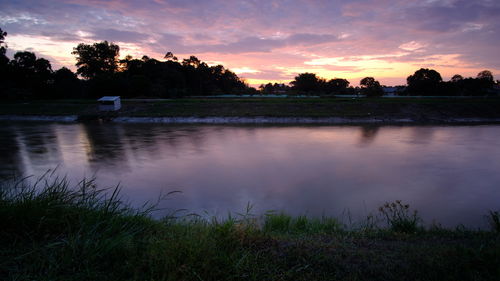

{"left": 0, "top": 175, "right": 164, "bottom": 280}
{"left": 263, "top": 212, "right": 340, "bottom": 234}
{"left": 1, "top": 176, "right": 499, "bottom": 281}
{"left": 487, "top": 210, "right": 500, "bottom": 233}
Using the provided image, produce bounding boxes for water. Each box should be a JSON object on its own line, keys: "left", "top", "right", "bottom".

{"left": 1, "top": 121, "right": 500, "bottom": 228}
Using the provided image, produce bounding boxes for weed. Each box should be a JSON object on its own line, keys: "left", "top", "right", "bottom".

{"left": 379, "top": 200, "right": 421, "bottom": 233}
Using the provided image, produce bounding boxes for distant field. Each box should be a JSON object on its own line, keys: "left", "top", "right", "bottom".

{"left": 1, "top": 97, "right": 500, "bottom": 120}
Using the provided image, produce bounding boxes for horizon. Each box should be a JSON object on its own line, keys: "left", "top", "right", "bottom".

{"left": 1, "top": 0, "right": 499, "bottom": 87}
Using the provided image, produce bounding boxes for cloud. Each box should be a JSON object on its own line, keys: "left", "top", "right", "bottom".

{"left": 237, "top": 69, "right": 292, "bottom": 80}
{"left": 399, "top": 41, "right": 426, "bottom": 52}
{"left": 90, "top": 28, "right": 149, "bottom": 43}
{"left": 1, "top": 0, "right": 499, "bottom": 85}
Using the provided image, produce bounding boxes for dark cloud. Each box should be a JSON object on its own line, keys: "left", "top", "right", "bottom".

{"left": 153, "top": 33, "right": 340, "bottom": 54}
{"left": 402, "top": 0, "right": 500, "bottom": 33}
{"left": 90, "top": 28, "right": 149, "bottom": 43}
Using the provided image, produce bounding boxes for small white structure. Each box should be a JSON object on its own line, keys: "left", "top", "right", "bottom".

{"left": 98, "top": 96, "right": 121, "bottom": 111}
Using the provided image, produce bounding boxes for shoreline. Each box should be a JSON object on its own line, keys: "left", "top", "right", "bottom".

{"left": 2, "top": 114, "right": 500, "bottom": 125}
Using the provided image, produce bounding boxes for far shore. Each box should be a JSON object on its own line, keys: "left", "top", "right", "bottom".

{"left": 1, "top": 97, "right": 500, "bottom": 124}
{"left": 1, "top": 114, "right": 500, "bottom": 125}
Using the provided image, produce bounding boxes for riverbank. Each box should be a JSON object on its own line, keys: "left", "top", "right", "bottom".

{"left": 3, "top": 114, "right": 500, "bottom": 124}
{"left": 1, "top": 97, "right": 500, "bottom": 124}
{"left": 1, "top": 178, "right": 499, "bottom": 281}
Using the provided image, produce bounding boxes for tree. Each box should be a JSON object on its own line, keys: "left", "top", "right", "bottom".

{"left": 53, "top": 67, "right": 81, "bottom": 99}
{"left": 0, "top": 28, "right": 6, "bottom": 46}
{"left": 164, "top": 51, "right": 178, "bottom": 61}
{"left": 360, "top": 77, "right": 383, "bottom": 97}
{"left": 0, "top": 27, "right": 7, "bottom": 59}
{"left": 11, "top": 51, "right": 52, "bottom": 76}
{"left": 407, "top": 68, "right": 442, "bottom": 84}
{"left": 182, "top": 56, "right": 203, "bottom": 68}
{"left": 290, "top": 73, "right": 324, "bottom": 94}
{"left": 328, "top": 78, "right": 349, "bottom": 89}
{"left": 406, "top": 68, "right": 443, "bottom": 95}
{"left": 0, "top": 28, "right": 10, "bottom": 96}
{"left": 360, "top": 77, "right": 379, "bottom": 88}
{"left": 451, "top": 74, "right": 463, "bottom": 82}
{"left": 0, "top": 27, "right": 7, "bottom": 54}
{"left": 12, "top": 51, "right": 37, "bottom": 69}
{"left": 72, "top": 41, "right": 120, "bottom": 79}
{"left": 477, "top": 70, "right": 494, "bottom": 82}
{"left": 8, "top": 51, "right": 53, "bottom": 99}
{"left": 325, "top": 78, "right": 350, "bottom": 94}
{"left": 34, "top": 58, "right": 52, "bottom": 77}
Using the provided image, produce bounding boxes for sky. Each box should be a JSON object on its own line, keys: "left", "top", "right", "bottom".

{"left": 1, "top": 0, "right": 499, "bottom": 87}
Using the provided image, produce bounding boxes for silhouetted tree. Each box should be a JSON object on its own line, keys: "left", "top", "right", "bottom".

{"left": 327, "top": 78, "right": 349, "bottom": 89}
{"left": 7, "top": 51, "right": 53, "bottom": 99}
{"left": 0, "top": 28, "right": 10, "bottom": 96}
{"left": 0, "top": 38, "right": 257, "bottom": 99}
{"left": 0, "top": 28, "right": 6, "bottom": 46}
{"left": 451, "top": 74, "right": 463, "bottom": 82}
{"left": 0, "top": 27, "right": 7, "bottom": 64}
{"left": 322, "top": 78, "right": 350, "bottom": 95}
{"left": 407, "top": 68, "right": 442, "bottom": 84}
{"left": 259, "top": 83, "right": 290, "bottom": 95}
{"left": 360, "top": 77, "right": 383, "bottom": 97}
{"left": 291, "top": 73, "right": 324, "bottom": 94}
{"left": 182, "top": 56, "right": 203, "bottom": 68}
{"left": 52, "top": 67, "right": 81, "bottom": 98}
{"left": 12, "top": 52, "right": 37, "bottom": 70}
{"left": 477, "top": 70, "right": 494, "bottom": 82}
{"left": 164, "top": 52, "right": 178, "bottom": 61}
{"left": 72, "top": 41, "right": 119, "bottom": 79}
{"left": 406, "top": 68, "right": 443, "bottom": 95}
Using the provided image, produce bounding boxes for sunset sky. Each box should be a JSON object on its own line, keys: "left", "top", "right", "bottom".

{"left": 1, "top": 0, "right": 499, "bottom": 86}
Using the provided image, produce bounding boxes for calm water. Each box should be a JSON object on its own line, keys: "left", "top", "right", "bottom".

{"left": 1, "top": 121, "right": 500, "bottom": 228}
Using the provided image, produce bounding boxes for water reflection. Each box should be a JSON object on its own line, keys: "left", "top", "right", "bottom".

{"left": 1, "top": 121, "right": 500, "bottom": 228}
{"left": 358, "top": 125, "right": 380, "bottom": 145}
{"left": 0, "top": 124, "right": 24, "bottom": 178}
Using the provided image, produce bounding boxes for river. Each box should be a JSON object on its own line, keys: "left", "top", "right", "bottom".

{"left": 1, "top": 121, "right": 499, "bottom": 228}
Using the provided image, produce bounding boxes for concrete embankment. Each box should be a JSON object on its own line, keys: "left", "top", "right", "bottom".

{"left": 2, "top": 114, "right": 500, "bottom": 125}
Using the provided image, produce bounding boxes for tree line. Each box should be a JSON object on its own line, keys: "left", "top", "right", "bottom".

{"left": 261, "top": 73, "right": 384, "bottom": 97}
{"left": 0, "top": 28, "right": 254, "bottom": 100}
{"left": 264, "top": 69, "right": 498, "bottom": 97}
{"left": 0, "top": 27, "right": 498, "bottom": 100}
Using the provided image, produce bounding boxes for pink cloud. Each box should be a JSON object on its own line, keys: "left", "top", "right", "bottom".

{"left": 1, "top": 0, "right": 499, "bottom": 86}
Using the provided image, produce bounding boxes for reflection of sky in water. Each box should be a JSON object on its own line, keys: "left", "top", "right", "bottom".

{"left": 1, "top": 121, "right": 500, "bottom": 228}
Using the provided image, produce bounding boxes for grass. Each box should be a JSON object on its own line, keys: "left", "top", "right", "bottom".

{"left": 263, "top": 213, "right": 341, "bottom": 234}
{"left": 1, "top": 176, "right": 500, "bottom": 280}
{"left": 1, "top": 97, "right": 500, "bottom": 120}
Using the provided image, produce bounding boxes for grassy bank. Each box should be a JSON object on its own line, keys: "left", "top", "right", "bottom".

{"left": 1, "top": 178, "right": 499, "bottom": 281}
{"left": 1, "top": 97, "right": 500, "bottom": 121}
